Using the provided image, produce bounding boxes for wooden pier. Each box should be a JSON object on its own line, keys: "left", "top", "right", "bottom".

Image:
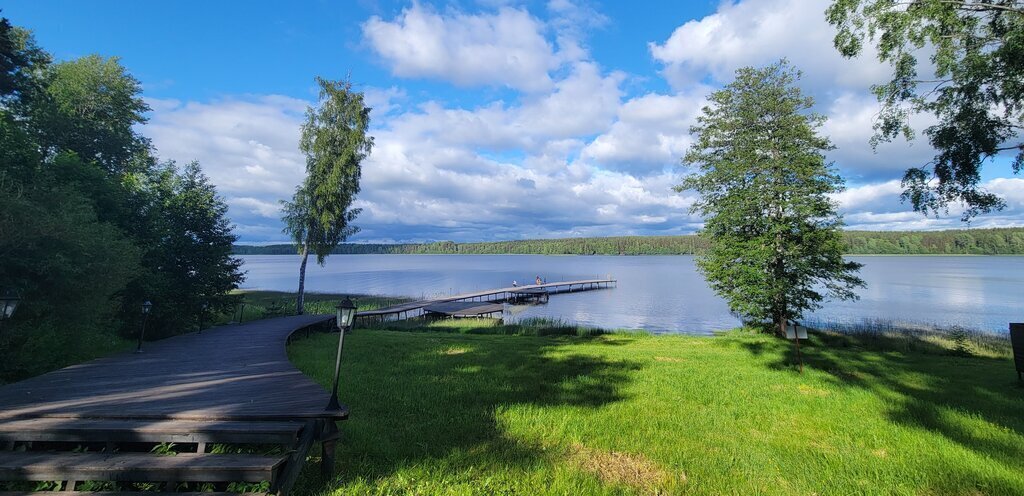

{"left": 356, "top": 278, "right": 616, "bottom": 324}
{"left": 0, "top": 314, "right": 345, "bottom": 495}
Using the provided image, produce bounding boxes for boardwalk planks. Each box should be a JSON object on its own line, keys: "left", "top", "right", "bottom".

{"left": 0, "top": 315, "right": 346, "bottom": 421}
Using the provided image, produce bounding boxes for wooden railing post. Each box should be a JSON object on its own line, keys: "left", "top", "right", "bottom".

{"left": 1010, "top": 323, "right": 1023, "bottom": 382}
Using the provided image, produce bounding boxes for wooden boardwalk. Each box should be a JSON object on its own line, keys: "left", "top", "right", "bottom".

{"left": 0, "top": 314, "right": 344, "bottom": 421}
{"left": 0, "top": 315, "right": 345, "bottom": 494}
{"left": 356, "top": 278, "right": 616, "bottom": 323}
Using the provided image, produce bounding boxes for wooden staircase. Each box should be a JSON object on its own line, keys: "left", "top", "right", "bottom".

{"left": 0, "top": 418, "right": 328, "bottom": 495}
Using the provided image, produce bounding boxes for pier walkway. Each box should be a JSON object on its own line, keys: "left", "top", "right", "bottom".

{"left": 356, "top": 278, "right": 616, "bottom": 323}
{"left": 0, "top": 314, "right": 344, "bottom": 495}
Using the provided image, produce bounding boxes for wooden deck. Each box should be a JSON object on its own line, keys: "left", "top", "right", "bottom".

{"left": 0, "top": 314, "right": 344, "bottom": 421}
{"left": 356, "top": 278, "right": 616, "bottom": 323}
{"left": 0, "top": 315, "right": 346, "bottom": 494}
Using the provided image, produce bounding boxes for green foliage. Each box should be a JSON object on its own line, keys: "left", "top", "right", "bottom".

{"left": 282, "top": 76, "right": 372, "bottom": 314}
{"left": 367, "top": 316, "right": 612, "bottom": 337}
{"left": 0, "top": 18, "right": 48, "bottom": 103}
{"left": 0, "top": 18, "right": 242, "bottom": 381}
{"left": 679, "top": 61, "right": 864, "bottom": 332}
{"left": 29, "top": 54, "right": 151, "bottom": 175}
{"left": 827, "top": 0, "right": 1024, "bottom": 219}
{"left": 283, "top": 76, "right": 373, "bottom": 264}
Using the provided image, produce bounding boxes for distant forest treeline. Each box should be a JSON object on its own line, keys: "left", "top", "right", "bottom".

{"left": 234, "top": 228, "right": 1024, "bottom": 256}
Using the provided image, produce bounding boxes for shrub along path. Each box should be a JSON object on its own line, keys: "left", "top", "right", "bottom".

{"left": 288, "top": 325, "right": 1024, "bottom": 495}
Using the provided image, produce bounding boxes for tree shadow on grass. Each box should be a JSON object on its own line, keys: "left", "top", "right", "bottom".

{"left": 741, "top": 331, "right": 1024, "bottom": 494}
{"left": 288, "top": 330, "right": 642, "bottom": 494}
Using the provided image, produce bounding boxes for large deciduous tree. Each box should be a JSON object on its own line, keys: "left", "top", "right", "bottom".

{"left": 31, "top": 54, "right": 151, "bottom": 175}
{"left": 827, "top": 0, "right": 1024, "bottom": 220}
{"left": 282, "top": 77, "right": 372, "bottom": 314}
{"left": 678, "top": 61, "right": 864, "bottom": 336}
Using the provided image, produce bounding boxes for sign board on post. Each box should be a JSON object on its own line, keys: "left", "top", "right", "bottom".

{"left": 785, "top": 324, "right": 808, "bottom": 340}
{"left": 1011, "top": 323, "right": 1023, "bottom": 381}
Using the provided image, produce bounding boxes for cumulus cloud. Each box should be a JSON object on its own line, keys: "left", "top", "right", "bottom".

{"left": 582, "top": 88, "right": 709, "bottom": 173}
{"left": 832, "top": 178, "right": 1024, "bottom": 230}
{"left": 362, "top": 3, "right": 573, "bottom": 92}
{"left": 648, "top": 0, "right": 888, "bottom": 92}
{"left": 145, "top": 96, "right": 308, "bottom": 235}
{"left": 823, "top": 92, "right": 938, "bottom": 181}
{"left": 385, "top": 61, "right": 623, "bottom": 153}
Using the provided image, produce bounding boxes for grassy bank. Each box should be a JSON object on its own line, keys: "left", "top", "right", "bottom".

{"left": 288, "top": 323, "right": 1024, "bottom": 495}
{"left": 217, "top": 291, "right": 411, "bottom": 325}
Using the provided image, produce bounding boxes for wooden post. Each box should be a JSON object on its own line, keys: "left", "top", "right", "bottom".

{"left": 320, "top": 420, "right": 340, "bottom": 480}
{"left": 1011, "top": 323, "right": 1023, "bottom": 382}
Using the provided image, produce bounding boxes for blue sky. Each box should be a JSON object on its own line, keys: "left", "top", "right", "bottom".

{"left": 4, "top": 0, "right": 1022, "bottom": 243}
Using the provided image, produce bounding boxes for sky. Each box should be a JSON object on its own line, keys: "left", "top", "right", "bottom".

{"left": 3, "top": 0, "right": 1023, "bottom": 243}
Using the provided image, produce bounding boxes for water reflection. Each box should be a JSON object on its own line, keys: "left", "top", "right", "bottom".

{"left": 239, "top": 254, "right": 1022, "bottom": 334}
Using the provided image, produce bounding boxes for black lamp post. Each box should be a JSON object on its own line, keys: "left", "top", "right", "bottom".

{"left": 135, "top": 300, "right": 153, "bottom": 353}
{"left": 198, "top": 301, "right": 208, "bottom": 334}
{"left": 0, "top": 290, "right": 20, "bottom": 336}
{"left": 326, "top": 296, "right": 357, "bottom": 411}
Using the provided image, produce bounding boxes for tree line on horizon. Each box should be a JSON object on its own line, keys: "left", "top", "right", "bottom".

{"left": 233, "top": 227, "right": 1024, "bottom": 257}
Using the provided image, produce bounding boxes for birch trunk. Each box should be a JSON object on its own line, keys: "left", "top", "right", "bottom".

{"left": 297, "top": 244, "right": 309, "bottom": 315}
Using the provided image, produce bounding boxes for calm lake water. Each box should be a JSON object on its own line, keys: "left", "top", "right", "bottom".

{"left": 238, "top": 254, "right": 1023, "bottom": 335}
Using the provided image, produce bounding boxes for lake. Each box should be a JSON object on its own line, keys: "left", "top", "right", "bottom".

{"left": 237, "top": 254, "right": 1023, "bottom": 335}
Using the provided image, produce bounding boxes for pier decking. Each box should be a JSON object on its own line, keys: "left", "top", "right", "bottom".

{"left": 356, "top": 278, "right": 616, "bottom": 323}
{"left": 0, "top": 314, "right": 345, "bottom": 495}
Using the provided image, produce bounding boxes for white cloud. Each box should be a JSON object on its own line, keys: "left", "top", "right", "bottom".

{"left": 145, "top": 96, "right": 308, "bottom": 237}
{"left": 146, "top": 96, "right": 307, "bottom": 199}
{"left": 385, "top": 61, "right": 623, "bottom": 152}
{"left": 362, "top": 3, "right": 571, "bottom": 92}
{"left": 648, "top": 0, "right": 888, "bottom": 92}
{"left": 823, "top": 92, "right": 938, "bottom": 181}
{"left": 582, "top": 89, "right": 708, "bottom": 172}
{"left": 833, "top": 178, "right": 1024, "bottom": 230}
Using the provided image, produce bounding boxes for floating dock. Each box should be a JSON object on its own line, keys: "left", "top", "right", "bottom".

{"left": 355, "top": 278, "right": 616, "bottom": 324}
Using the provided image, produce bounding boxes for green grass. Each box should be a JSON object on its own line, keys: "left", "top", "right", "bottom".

{"left": 214, "top": 291, "right": 412, "bottom": 325}
{"left": 287, "top": 325, "right": 1024, "bottom": 495}
{"left": 364, "top": 316, "right": 615, "bottom": 337}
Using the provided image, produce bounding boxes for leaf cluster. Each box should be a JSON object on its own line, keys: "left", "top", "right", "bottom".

{"left": 827, "top": 0, "right": 1024, "bottom": 219}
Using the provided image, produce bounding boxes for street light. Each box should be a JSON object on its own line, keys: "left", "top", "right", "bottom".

{"left": 0, "top": 290, "right": 20, "bottom": 336}
{"left": 136, "top": 300, "right": 153, "bottom": 353}
{"left": 326, "top": 296, "right": 357, "bottom": 411}
{"left": 198, "top": 301, "right": 209, "bottom": 334}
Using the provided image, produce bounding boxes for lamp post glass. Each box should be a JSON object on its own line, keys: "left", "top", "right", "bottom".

{"left": 0, "top": 292, "right": 19, "bottom": 320}
{"left": 336, "top": 297, "right": 356, "bottom": 330}
{"left": 327, "top": 296, "right": 357, "bottom": 411}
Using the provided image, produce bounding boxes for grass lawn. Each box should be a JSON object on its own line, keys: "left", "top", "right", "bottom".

{"left": 288, "top": 322, "right": 1024, "bottom": 495}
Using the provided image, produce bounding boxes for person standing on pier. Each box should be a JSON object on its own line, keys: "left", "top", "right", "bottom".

{"left": 535, "top": 276, "right": 542, "bottom": 285}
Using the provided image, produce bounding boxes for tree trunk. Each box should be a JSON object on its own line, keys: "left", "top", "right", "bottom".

{"left": 297, "top": 245, "right": 309, "bottom": 315}
{"left": 778, "top": 313, "right": 787, "bottom": 338}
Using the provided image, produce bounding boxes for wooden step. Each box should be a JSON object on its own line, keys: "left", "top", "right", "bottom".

{"left": 0, "top": 452, "right": 285, "bottom": 483}
{"left": 0, "top": 418, "right": 304, "bottom": 445}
